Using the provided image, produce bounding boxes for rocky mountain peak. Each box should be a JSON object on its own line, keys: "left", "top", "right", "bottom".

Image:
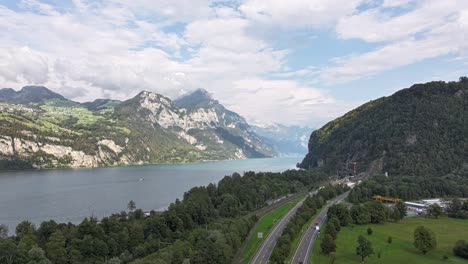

{"left": 137, "top": 91, "right": 173, "bottom": 110}
{"left": 0, "top": 84, "right": 278, "bottom": 170}
{"left": 175, "top": 88, "right": 217, "bottom": 109}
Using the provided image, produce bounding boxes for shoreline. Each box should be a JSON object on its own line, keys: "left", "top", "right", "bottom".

{"left": 0, "top": 155, "right": 302, "bottom": 174}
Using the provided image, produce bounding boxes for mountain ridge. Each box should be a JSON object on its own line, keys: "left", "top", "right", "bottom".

{"left": 251, "top": 123, "right": 312, "bottom": 156}
{"left": 0, "top": 86, "right": 276, "bottom": 170}
{"left": 0, "top": 85, "right": 66, "bottom": 103}
{"left": 299, "top": 77, "right": 467, "bottom": 177}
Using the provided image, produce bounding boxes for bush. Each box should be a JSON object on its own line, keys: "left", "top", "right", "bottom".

{"left": 367, "top": 227, "right": 373, "bottom": 236}
{"left": 453, "top": 240, "right": 468, "bottom": 259}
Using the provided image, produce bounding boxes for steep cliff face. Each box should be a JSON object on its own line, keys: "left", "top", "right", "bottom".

{"left": 175, "top": 89, "right": 275, "bottom": 158}
{"left": 0, "top": 135, "right": 133, "bottom": 169}
{"left": 0, "top": 86, "right": 276, "bottom": 169}
{"left": 116, "top": 89, "right": 275, "bottom": 160}
{"left": 299, "top": 78, "right": 467, "bottom": 177}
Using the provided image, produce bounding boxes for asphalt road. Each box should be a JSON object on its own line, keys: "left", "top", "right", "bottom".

{"left": 291, "top": 191, "right": 350, "bottom": 264}
{"left": 250, "top": 191, "right": 319, "bottom": 264}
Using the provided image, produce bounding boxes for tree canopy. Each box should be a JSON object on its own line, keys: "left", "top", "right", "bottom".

{"left": 0, "top": 169, "right": 326, "bottom": 264}
{"left": 300, "top": 77, "right": 467, "bottom": 177}
{"left": 414, "top": 226, "right": 437, "bottom": 255}
{"left": 356, "top": 235, "right": 374, "bottom": 262}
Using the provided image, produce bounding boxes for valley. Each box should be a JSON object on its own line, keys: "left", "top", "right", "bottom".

{"left": 0, "top": 86, "right": 300, "bottom": 170}
{"left": 1, "top": 1, "right": 468, "bottom": 264}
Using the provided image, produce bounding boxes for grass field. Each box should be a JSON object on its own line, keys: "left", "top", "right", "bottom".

{"left": 239, "top": 195, "right": 304, "bottom": 263}
{"left": 311, "top": 217, "right": 468, "bottom": 264}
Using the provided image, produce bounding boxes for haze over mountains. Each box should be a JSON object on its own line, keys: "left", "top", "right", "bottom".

{"left": 251, "top": 123, "right": 311, "bottom": 156}
{"left": 0, "top": 86, "right": 307, "bottom": 170}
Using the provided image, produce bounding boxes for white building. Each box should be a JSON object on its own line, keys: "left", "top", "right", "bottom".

{"left": 405, "top": 202, "right": 427, "bottom": 212}
{"left": 421, "top": 198, "right": 447, "bottom": 208}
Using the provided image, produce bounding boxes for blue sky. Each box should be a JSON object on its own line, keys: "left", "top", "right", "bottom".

{"left": 0, "top": 0, "right": 466, "bottom": 126}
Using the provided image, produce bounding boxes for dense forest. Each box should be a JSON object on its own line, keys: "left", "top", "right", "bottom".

{"left": 300, "top": 77, "right": 467, "bottom": 177}
{"left": 0, "top": 169, "right": 326, "bottom": 264}
{"left": 348, "top": 167, "right": 468, "bottom": 203}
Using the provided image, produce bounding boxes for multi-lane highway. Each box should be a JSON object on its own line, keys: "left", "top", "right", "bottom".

{"left": 250, "top": 190, "right": 319, "bottom": 264}
{"left": 291, "top": 191, "right": 349, "bottom": 264}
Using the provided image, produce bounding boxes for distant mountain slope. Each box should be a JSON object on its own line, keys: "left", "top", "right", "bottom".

{"left": 82, "top": 99, "right": 121, "bottom": 110}
{"left": 0, "top": 86, "right": 275, "bottom": 170}
{"left": 174, "top": 89, "right": 275, "bottom": 158}
{"left": 0, "top": 86, "right": 66, "bottom": 103}
{"left": 299, "top": 77, "right": 467, "bottom": 177}
{"left": 251, "top": 123, "right": 311, "bottom": 156}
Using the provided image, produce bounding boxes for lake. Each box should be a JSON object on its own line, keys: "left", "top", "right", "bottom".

{"left": 0, "top": 157, "right": 301, "bottom": 233}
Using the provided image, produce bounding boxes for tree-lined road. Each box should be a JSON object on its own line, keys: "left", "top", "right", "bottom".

{"left": 291, "top": 191, "right": 349, "bottom": 264}
{"left": 250, "top": 190, "right": 320, "bottom": 264}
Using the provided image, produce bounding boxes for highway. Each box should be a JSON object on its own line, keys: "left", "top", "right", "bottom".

{"left": 250, "top": 190, "right": 319, "bottom": 264}
{"left": 290, "top": 191, "right": 349, "bottom": 264}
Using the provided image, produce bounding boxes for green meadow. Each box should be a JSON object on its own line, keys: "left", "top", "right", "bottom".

{"left": 311, "top": 217, "right": 468, "bottom": 264}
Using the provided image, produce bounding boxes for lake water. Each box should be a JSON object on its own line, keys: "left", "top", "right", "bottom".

{"left": 0, "top": 157, "right": 301, "bottom": 232}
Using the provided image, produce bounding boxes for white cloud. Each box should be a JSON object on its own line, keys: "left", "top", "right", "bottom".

{"left": 224, "top": 78, "right": 345, "bottom": 125}
{"left": 0, "top": 1, "right": 333, "bottom": 125}
{"left": 382, "top": 0, "right": 416, "bottom": 8}
{"left": 19, "top": 0, "right": 60, "bottom": 16}
{"left": 185, "top": 18, "right": 264, "bottom": 51}
{"left": 107, "top": 0, "right": 218, "bottom": 22}
{"left": 319, "top": 36, "right": 459, "bottom": 84}
{"left": 0, "top": 0, "right": 466, "bottom": 126}
{"left": 240, "top": 0, "right": 363, "bottom": 28}
{"left": 321, "top": 0, "right": 468, "bottom": 84}
{"left": 337, "top": 0, "right": 467, "bottom": 42}
{"left": 0, "top": 47, "right": 50, "bottom": 86}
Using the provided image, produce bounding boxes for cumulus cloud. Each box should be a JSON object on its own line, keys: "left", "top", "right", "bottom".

{"left": 0, "top": 47, "right": 50, "bottom": 86}
{"left": 319, "top": 35, "right": 460, "bottom": 84}
{"left": 381, "top": 0, "right": 416, "bottom": 8}
{"left": 320, "top": 0, "right": 468, "bottom": 84}
{"left": 107, "top": 0, "right": 219, "bottom": 22}
{"left": 336, "top": 0, "right": 467, "bottom": 42}
{"left": 225, "top": 78, "right": 341, "bottom": 124}
{"left": 0, "top": 0, "right": 466, "bottom": 125}
{"left": 240, "top": 0, "right": 362, "bottom": 28}
{"left": 0, "top": 0, "right": 334, "bottom": 125}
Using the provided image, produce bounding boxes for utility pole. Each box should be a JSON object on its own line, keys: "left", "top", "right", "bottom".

{"left": 353, "top": 162, "right": 357, "bottom": 177}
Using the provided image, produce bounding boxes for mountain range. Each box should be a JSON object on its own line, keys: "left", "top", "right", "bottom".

{"left": 251, "top": 123, "right": 311, "bottom": 156}
{"left": 299, "top": 77, "right": 467, "bottom": 177}
{"left": 0, "top": 86, "right": 302, "bottom": 169}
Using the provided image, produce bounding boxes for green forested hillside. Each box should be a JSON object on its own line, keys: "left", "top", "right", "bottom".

{"left": 300, "top": 77, "right": 467, "bottom": 177}
{"left": 0, "top": 87, "right": 277, "bottom": 169}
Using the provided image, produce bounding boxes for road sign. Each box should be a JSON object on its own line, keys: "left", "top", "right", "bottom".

{"left": 258, "top": 232, "right": 263, "bottom": 239}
